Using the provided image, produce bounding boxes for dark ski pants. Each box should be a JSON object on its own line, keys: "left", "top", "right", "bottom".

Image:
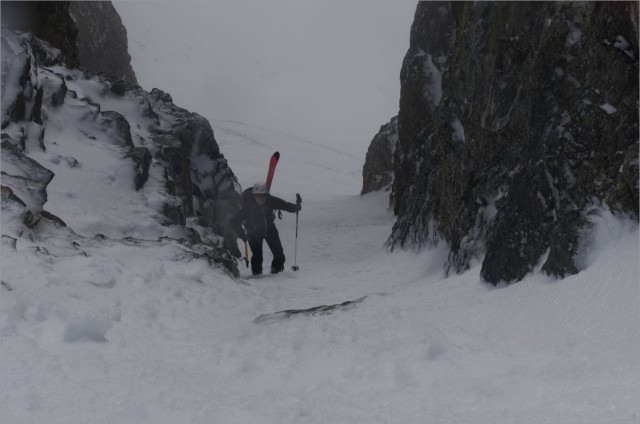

{"left": 248, "top": 226, "right": 285, "bottom": 275}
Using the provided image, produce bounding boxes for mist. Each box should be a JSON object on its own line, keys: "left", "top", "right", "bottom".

{"left": 113, "top": 0, "right": 416, "bottom": 158}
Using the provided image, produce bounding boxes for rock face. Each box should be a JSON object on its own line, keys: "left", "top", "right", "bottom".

{"left": 1, "top": 1, "right": 80, "bottom": 68}
{"left": 144, "top": 87, "right": 243, "bottom": 256}
{"left": 361, "top": 116, "right": 398, "bottom": 195}
{"left": 1, "top": 28, "right": 242, "bottom": 275}
{"left": 1, "top": 140, "right": 54, "bottom": 213}
{"left": 69, "top": 1, "right": 138, "bottom": 84}
{"left": 389, "top": 1, "right": 638, "bottom": 284}
{"left": 1, "top": 1, "right": 137, "bottom": 84}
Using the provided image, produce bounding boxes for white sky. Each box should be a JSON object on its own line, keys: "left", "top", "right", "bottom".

{"left": 113, "top": 0, "right": 417, "bottom": 158}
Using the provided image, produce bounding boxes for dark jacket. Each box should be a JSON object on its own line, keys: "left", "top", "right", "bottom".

{"left": 231, "top": 188, "right": 298, "bottom": 239}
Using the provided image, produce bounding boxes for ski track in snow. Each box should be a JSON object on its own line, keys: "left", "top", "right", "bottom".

{"left": 2, "top": 120, "right": 639, "bottom": 424}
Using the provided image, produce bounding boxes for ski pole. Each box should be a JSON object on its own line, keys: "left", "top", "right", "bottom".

{"left": 244, "top": 240, "right": 250, "bottom": 268}
{"left": 292, "top": 193, "right": 301, "bottom": 271}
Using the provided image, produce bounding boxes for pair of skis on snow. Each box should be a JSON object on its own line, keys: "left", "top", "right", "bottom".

{"left": 243, "top": 152, "right": 301, "bottom": 272}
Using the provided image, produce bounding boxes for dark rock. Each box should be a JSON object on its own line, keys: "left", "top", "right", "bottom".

{"left": 41, "top": 210, "right": 67, "bottom": 227}
{"left": 1, "top": 1, "right": 80, "bottom": 68}
{"left": 0, "top": 40, "right": 31, "bottom": 126}
{"left": 1, "top": 185, "right": 27, "bottom": 208}
{"left": 1, "top": 173, "right": 48, "bottom": 214}
{"left": 31, "top": 86, "right": 44, "bottom": 124}
{"left": 2, "top": 30, "right": 68, "bottom": 129}
{"left": 126, "top": 147, "right": 151, "bottom": 190}
{"left": 481, "top": 166, "right": 555, "bottom": 283}
{"left": 1, "top": 140, "right": 54, "bottom": 184}
{"left": 96, "top": 111, "right": 133, "bottom": 148}
{"left": 23, "top": 210, "right": 41, "bottom": 228}
{"left": 541, "top": 210, "right": 585, "bottom": 278}
{"left": 23, "top": 33, "right": 65, "bottom": 67}
{"left": 362, "top": 116, "right": 398, "bottom": 195}
{"left": 150, "top": 88, "right": 173, "bottom": 103}
{"left": 217, "top": 196, "right": 243, "bottom": 258}
{"left": 110, "top": 78, "right": 127, "bottom": 96}
{"left": 68, "top": 1, "right": 138, "bottom": 84}
{"left": 153, "top": 133, "right": 193, "bottom": 218}
{"left": 1, "top": 140, "right": 54, "bottom": 212}
{"left": 39, "top": 71, "right": 68, "bottom": 107}
{"left": 162, "top": 198, "right": 186, "bottom": 226}
{"left": 79, "top": 96, "right": 101, "bottom": 114}
{"left": 147, "top": 94, "right": 242, "bottom": 234}
{"left": 388, "top": 1, "right": 638, "bottom": 284}
{"left": 1, "top": 131, "right": 26, "bottom": 152}
{"left": 142, "top": 99, "right": 160, "bottom": 126}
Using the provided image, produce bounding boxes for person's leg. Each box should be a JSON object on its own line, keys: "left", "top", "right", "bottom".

{"left": 265, "top": 225, "right": 286, "bottom": 273}
{"left": 248, "top": 234, "right": 264, "bottom": 275}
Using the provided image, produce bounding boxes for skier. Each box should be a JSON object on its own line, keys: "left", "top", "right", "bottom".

{"left": 231, "top": 182, "right": 301, "bottom": 275}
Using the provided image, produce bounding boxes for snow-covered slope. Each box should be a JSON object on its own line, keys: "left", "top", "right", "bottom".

{"left": 2, "top": 109, "right": 639, "bottom": 423}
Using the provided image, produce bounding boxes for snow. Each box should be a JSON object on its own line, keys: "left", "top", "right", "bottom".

{"left": 613, "top": 35, "right": 636, "bottom": 60}
{"left": 451, "top": 117, "right": 465, "bottom": 143}
{"left": 599, "top": 103, "right": 617, "bottom": 115}
{"left": 420, "top": 50, "right": 443, "bottom": 109}
{"left": 113, "top": 1, "right": 416, "bottom": 160}
{"left": 565, "top": 21, "right": 583, "bottom": 48}
{"left": 2, "top": 47, "right": 640, "bottom": 424}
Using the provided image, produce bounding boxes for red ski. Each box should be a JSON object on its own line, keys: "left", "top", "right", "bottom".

{"left": 265, "top": 151, "right": 280, "bottom": 191}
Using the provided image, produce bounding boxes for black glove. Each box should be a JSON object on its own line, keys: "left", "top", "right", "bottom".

{"left": 295, "top": 203, "right": 302, "bottom": 212}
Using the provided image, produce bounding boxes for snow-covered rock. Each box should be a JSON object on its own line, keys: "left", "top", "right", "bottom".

{"left": 1, "top": 28, "right": 241, "bottom": 275}
{"left": 1, "top": 1, "right": 137, "bottom": 83}
{"left": 1, "top": 140, "right": 54, "bottom": 213}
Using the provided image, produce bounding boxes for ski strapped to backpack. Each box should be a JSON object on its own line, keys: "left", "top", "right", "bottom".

{"left": 267, "top": 152, "right": 283, "bottom": 219}
{"left": 266, "top": 151, "right": 280, "bottom": 191}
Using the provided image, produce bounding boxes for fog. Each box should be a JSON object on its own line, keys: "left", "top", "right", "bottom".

{"left": 113, "top": 0, "right": 416, "bottom": 159}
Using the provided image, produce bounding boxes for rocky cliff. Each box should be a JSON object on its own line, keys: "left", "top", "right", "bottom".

{"left": 386, "top": 1, "right": 638, "bottom": 284}
{"left": 1, "top": 1, "right": 80, "bottom": 68}
{"left": 361, "top": 116, "right": 398, "bottom": 195}
{"left": 1, "top": 4, "right": 242, "bottom": 275}
{"left": 1, "top": 1, "right": 137, "bottom": 83}
{"left": 69, "top": 1, "right": 137, "bottom": 84}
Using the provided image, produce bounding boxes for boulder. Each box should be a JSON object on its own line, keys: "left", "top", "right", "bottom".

{"left": 96, "top": 111, "right": 133, "bottom": 148}
{"left": 38, "top": 69, "right": 67, "bottom": 107}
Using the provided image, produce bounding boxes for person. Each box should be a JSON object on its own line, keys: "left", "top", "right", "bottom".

{"left": 231, "top": 182, "right": 301, "bottom": 275}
